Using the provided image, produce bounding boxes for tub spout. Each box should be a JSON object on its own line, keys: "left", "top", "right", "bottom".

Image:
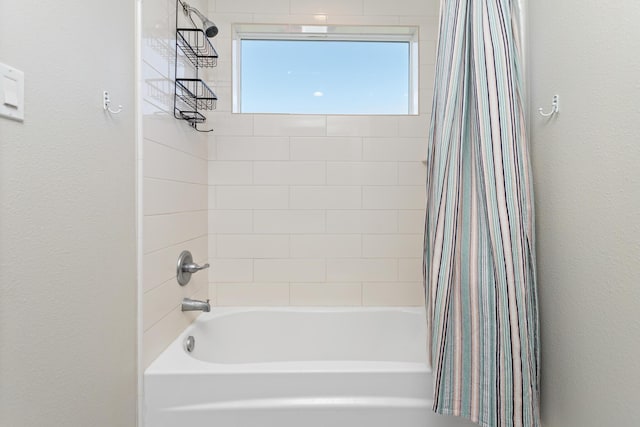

{"left": 181, "top": 298, "right": 210, "bottom": 312}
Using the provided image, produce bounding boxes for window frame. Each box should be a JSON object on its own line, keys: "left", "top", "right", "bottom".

{"left": 232, "top": 23, "right": 420, "bottom": 115}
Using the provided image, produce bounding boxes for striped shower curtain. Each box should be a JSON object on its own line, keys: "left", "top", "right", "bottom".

{"left": 423, "top": 1, "right": 540, "bottom": 427}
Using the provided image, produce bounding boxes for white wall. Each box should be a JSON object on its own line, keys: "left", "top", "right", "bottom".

{"left": 206, "top": 0, "right": 439, "bottom": 306}
{"left": 529, "top": 2, "right": 640, "bottom": 426}
{"left": 0, "top": 1, "right": 137, "bottom": 426}
{"left": 140, "top": 0, "right": 211, "bottom": 368}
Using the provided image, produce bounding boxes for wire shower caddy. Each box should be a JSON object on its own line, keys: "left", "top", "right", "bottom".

{"left": 173, "top": 1, "right": 218, "bottom": 132}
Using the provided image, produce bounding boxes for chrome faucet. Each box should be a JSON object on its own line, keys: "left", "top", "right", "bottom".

{"left": 181, "top": 298, "right": 211, "bottom": 312}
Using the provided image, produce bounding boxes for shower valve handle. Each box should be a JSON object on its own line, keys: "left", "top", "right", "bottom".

{"left": 182, "top": 262, "right": 210, "bottom": 273}
{"left": 177, "top": 250, "right": 210, "bottom": 286}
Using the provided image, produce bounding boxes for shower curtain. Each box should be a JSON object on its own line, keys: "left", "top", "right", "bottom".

{"left": 423, "top": 1, "right": 539, "bottom": 427}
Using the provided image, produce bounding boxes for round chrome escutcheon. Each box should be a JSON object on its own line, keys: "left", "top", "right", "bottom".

{"left": 184, "top": 335, "right": 195, "bottom": 353}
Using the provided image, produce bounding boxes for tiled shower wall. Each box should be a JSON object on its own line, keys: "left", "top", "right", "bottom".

{"left": 206, "top": 0, "right": 439, "bottom": 306}
{"left": 141, "top": 0, "right": 210, "bottom": 367}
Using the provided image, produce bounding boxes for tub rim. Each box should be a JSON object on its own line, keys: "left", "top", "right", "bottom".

{"left": 145, "top": 306, "right": 431, "bottom": 376}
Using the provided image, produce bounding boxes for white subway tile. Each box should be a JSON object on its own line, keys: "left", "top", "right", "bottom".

{"left": 143, "top": 114, "right": 208, "bottom": 159}
{"left": 208, "top": 112, "right": 254, "bottom": 136}
{"left": 254, "top": 259, "right": 326, "bottom": 282}
{"left": 399, "top": 258, "right": 423, "bottom": 282}
{"left": 143, "top": 236, "right": 208, "bottom": 292}
{"left": 398, "top": 17, "right": 439, "bottom": 41}
{"left": 143, "top": 275, "right": 206, "bottom": 331}
{"left": 208, "top": 161, "right": 253, "bottom": 185}
{"left": 142, "top": 60, "right": 171, "bottom": 99}
{"left": 326, "top": 210, "right": 398, "bottom": 234}
{"left": 141, "top": 60, "right": 164, "bottom": 83}
{"left": 144, "top": 210, "right": 207, "bottom": 253}
{"left": 217, "top": 137, "right": 290, "bottom": 160}
{"left": 327, "top": 258, "right": 398, "bottom": 282}
{"left": 252, "top": 14, "right": 328, "bottom": 24}
{"left": 399, "top": 210, "right": 425, "bottom": 233}
{"left": 153, "top": 3, "right": 444, "bottom": 312}
{"left": 290, "top": 283, "right": 363, "bottom": 306}
{"left": 141, "top": 0, "right": 171, "bottom": 64}
{"left": 208, "top": 137, "right": 217, "bottom": 161}
{"left": 208, "top": 282, "right": 217, "bottom": 305}
{"left": 208, "top": 185, "right": 216, "bottom": 210}
{"left": 142, "top": 305, "right": 199, "bottom": 368}
{"left": 290, "top": 186, "right": 361, "bottom": 209}
{"left": 144, "top": 246, "right": 177, "bottom": 293}
{"left": 216, "top": 283, "right": 290, "bottom": 306}
{"left": 217, "top": 186, "right": 289, "bottom": 209}
{"left": 208, "top": 210, "right": 253, "bottom": 234}
{"left": 253, "top": 210, "right": 325, "bottom": 234}
{"left": 290, "top": 0, "right": 364, "bottom": 15}
{"left": 215, "top": 0, "right": 289, "bottom": 14}
{"left": 363, "top": 137, "right": 426, "bottom": 161}
{"left": 145, "top": 139, "right": 208, "bottom": 184}
{"left": 210, "top": 259, "right": 254, "bottom": 282}
{"left": 398, "top": 161, "right": 427, "bottom": 184}
{"left": 211, "top": 84, "right": 232, "bottom": 113}
{"left": 217, "top": 234, "right": 290, "bottom": 258}
{"left": 363, "top": 282, "right": 425, "bottom": 306}
{"left": 326, "top": 15, "right": 400, "bottom": 25}
{"left": 362, "top": 186, "right": 425, "bottom": 209}
{"left": 419, "top": 62, "right": 436, "bottom": 91}
{"left": 290, "top": 137, "right": 362, "bottom": 161}
{"left": 397, "top": 115, "right": 430, "bottom": 138}
{"left": 146, "top": 60, "right": 169, "bottom": 92}
{"left": 364, "top": 0, "right": 438, "bottom": 16}
{"left": 208, "top": 234, "right": 217, "bottom": 259}
{"left": 326, "top": 162, "right": 398, "bottom": 185}
{"left": 291, "top": 235, "right": 361, "bottom": 258}
{"left": 254, "top": 115, "right": 326, "bottom": 136}
{"left": 420, "top": 40, "right": 437, "bottom": 65}
{"left": 362, "top": 234, "right": 423, "bottom": 258}
{"left": 253, "top": 161, "right": 326, "bottom": 185}
{"left": 144, "top": 178, "right": 207, "bottom": 215}
{"left": 210, "top": 57, "right": 232, "bottom": 84}
{"left": 143, "top": 279, "right": 180, "bottom": 332}
{"left": 420, "top": 88, "right": 435, "bottom": 114}
{"left": 327, "top": 116, "right": 398, "bottom": 137}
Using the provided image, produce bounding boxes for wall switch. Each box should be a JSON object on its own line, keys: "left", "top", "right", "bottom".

{"left": 0, "top": 62, "right": 25, "bottom": 122}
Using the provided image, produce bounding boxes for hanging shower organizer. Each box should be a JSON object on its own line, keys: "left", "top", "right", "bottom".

{"left": 173, "top": 1, "right": 218, "bottom": 132}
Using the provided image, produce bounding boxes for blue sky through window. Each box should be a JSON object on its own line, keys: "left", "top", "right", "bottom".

{"left": 240, "top": 40, "right": 410, "bottom": 114}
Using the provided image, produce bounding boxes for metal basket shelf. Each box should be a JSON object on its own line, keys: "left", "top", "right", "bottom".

{"left": 178, "top": 110, "right": 207, "bottom": 124}
{"left": 175, "top": 78, "right": 217, "bottom": 112}
{"left": 176, "top": 28, "right": 218, "bottom": 68}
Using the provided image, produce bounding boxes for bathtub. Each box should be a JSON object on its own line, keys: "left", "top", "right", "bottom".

{"left": 144, "top": 307, "right": 475, "bottom": 427}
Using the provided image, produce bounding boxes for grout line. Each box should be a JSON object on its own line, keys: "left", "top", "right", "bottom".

{"left": 143, "top": 234, "right": 208, "bottom": 257}
{"left": 143, "top": 208, "right": 209, "bottom": 218}
{"left": 144, "top": 137, "right": 210, "bottom": 162}
{"left": 143, "top": 175, "right": 210, "bottom": 186}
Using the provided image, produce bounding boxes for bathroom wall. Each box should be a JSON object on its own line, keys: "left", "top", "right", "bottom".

{"left": 529, "top": 2, "right": 640, "bottom": 426}
{"left": 141, "top": 0, "right": 211, "bottom": 368}
{"left": 206, "top": 0, "right": 439, "bottom": 306}
{"left": 0, "top": 1, "right": 137, "bottom": 426}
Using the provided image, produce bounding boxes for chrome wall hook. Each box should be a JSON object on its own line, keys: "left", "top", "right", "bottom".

{"left": 103, "top": 90, "right": 123, "bottom": 114}
{"left": 538, "top": 94, "right": 559, "bottom": 117}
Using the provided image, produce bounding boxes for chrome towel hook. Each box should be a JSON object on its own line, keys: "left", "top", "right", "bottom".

{"left": 103, "top": 90, "right": 123, "bottom": 114}
{"left": 538, "top": 94, "right": 559, "bottom": 117}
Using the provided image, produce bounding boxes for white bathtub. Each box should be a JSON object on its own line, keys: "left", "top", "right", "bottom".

{"left": 144, "top": 307, "right": 475, "bottom": 427}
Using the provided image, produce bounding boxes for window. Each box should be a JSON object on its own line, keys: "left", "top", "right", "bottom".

{"left": 233, "top": 24, "right": 419, "bottom": 115}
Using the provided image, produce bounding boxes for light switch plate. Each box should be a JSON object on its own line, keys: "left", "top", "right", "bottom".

{"left": 0, "top": 62, "right": 25, "bottom": 122}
